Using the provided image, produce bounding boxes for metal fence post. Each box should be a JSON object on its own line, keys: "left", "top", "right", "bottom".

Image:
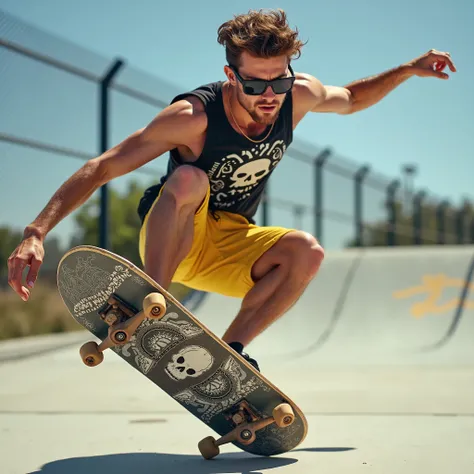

{"left": 471, "top": 214, "right": 474, "bottom": 243}
{"left": 354, "top": 165, "right": 370, "bottom": 247}
{"left": 99, "top": 58, "right": 125, "bottom": 250}
{"left": 456, "top": 204, "right": 468, "bottom": 244}
{"left": 294, "top": 204, "right": 304, "bottom": 230}
{"left": 386, "top": 180, "right": 400, "bottom": 246}
{"left": 413, "top": 190, "right": 426, "bottom": 245}
{"left": 313, "top": 148, "right": 331, "bottom": 245}
{"left": 436, "top": 200, "right": 449, "bottom": 245}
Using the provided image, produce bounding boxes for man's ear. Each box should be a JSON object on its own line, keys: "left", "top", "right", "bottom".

{"left": 224, "top": 65, "right": 237, "bottom": 86}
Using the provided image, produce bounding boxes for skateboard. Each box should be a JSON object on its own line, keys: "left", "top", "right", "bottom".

{"left": 57, "top": 245, "right": 307, "bottom": 459}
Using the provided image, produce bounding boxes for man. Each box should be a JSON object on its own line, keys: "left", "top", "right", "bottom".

{"left": 7, "top": 9, "right": 455, "bottom": 371}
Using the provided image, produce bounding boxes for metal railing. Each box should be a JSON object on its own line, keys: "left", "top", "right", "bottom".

{"left": 1, "top": 9, "right": 473, "bottom": 251}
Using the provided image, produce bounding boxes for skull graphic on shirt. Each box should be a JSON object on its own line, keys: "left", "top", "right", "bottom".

{"left": 207, "top": 139, "right": 286, "bottom": 209}
{"left": 230, "top": 159, "right": 271, "bottom": 191}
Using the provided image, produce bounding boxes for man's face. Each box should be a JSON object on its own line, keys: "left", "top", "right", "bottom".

{"left": 228, "top": 53, "right": 292, "bottom": 125}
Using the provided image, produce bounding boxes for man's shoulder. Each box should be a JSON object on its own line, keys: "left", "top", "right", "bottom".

{"left": 171, "top": 81, "right": 224, "bottom": 111}
{"left": 286, "top": 72, "right": 326, "bottom": 124}
{"left": 170, "top": 81, "right": 227, "bottom": 136}
{"left": 172, "top": 94, "right": 206, "bottom": 115}
{"left": 150, "top": 94, "right": 208, "bottom": 145}
{"left": 291, "top": 71, "right": 327, "bottom": 117}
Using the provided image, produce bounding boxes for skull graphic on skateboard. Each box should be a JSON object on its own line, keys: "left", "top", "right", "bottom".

{"left": 57, "top": 245, "right": 307, "bottom": 459}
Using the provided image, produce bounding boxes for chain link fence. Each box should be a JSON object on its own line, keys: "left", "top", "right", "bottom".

{"left": 1, "top": 8, "right": 473, "bottom": 262}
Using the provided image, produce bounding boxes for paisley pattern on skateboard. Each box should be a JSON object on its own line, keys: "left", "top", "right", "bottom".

{"left": 57, "top": 245, "right": 307, "bottom": 458}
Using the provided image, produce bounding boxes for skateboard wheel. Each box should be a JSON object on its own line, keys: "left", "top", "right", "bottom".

{"left": 272, "top": 403, "right": 295, "bottom": 428}
{"left": 79, "top": 341, "right": 104, "bottom": 367}
{"left": 143, "top": 293, "right": 167, "bottom": 319}
{"left": 198, "top": 436, "right": 220, "bottom": 460}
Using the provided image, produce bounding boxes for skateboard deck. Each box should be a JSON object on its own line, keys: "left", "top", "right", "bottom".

{"left": 57, "top": 245, "right": 307, "bottom": 459}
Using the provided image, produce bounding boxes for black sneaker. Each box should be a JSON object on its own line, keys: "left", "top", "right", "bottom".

{"left": 228, "top": 341, "right": 261, "bottom": 372}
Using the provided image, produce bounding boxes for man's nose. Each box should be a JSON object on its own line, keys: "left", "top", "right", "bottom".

{"left": 262, "top": 85, "right": 276, "bottom": 99}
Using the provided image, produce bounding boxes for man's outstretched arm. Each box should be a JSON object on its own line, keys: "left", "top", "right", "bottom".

{"left": 7, "top": 97, "right": 206, "bottom": 301}
{"left": 301, "top": 49, "right": 456, "bottom": 115}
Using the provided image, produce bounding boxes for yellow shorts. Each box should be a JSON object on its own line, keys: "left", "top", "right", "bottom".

{"left": 138, "top": 183, "right": 294, "bottom": 298}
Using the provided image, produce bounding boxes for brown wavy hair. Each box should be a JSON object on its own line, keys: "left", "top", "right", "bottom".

{"left": 217, "top": 9, "right": 305, "bottom": 67}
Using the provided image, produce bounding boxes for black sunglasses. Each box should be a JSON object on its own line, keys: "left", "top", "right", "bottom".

{"left": 229, "top": 64, "right": 295, "bottom": 96}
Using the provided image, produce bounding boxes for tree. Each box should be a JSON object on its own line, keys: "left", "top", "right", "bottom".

{"left": 0, "top": 227, "right": 23, "bottom": 284}
{"left": 346, "top": 198, "right": 474, "bottom": 247}
{"left": 70, "top": 180, "right": 146, "bottom": 266}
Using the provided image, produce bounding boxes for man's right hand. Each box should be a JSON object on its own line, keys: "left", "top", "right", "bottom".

{"left": 7, "top": 231, "right": 45, "bottom": 302}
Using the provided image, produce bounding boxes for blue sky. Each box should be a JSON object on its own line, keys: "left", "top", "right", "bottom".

{"left": 0, "top": 0, "right": 472, "bottom": 250}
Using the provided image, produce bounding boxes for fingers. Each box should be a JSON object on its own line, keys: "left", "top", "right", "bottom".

{"left": 421, "top": 51, "right": 455, "bottom": 80}
{"left": 432, "top": 63, "right": 450, "bottom": 80}
{"left": 431, "top": 49, "right": 457, "bottom": 72}
{"left": 26, "top": 256, "right": 42, "bottom": 290}
{"left": 435, "top": 71, "right": 449, "bottom": 80}
{"left": 7, "top": 255, "right": 30, "bottom": 301}
{"left": 7, "top": 241, "right": 43, "bottom": 301}
{"left": 438, "top": 55, "right": 456, "bottom": 73}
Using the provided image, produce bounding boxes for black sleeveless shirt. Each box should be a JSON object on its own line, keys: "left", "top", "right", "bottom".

{"left": 137, "top": 81, "right": 293, "bottom": 224}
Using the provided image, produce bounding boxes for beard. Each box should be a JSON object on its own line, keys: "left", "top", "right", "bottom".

{"left": 236, "top": 90, "right": 282, "bottom": 125}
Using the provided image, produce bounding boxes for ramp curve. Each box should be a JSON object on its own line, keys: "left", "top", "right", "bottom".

{"left": 194, "top": 246, "right": 474, "bottom": 367}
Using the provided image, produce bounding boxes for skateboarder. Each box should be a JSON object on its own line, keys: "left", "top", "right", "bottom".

{"left": 7, "top": 9, "right": 455, "bottom": 371}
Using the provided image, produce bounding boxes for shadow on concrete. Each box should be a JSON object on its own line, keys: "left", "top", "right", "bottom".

{"left": 295, "top": 447, "right": 356, "bottom": 453}
{"left": 29, "top": 452, "right": 298, "bottom": 474}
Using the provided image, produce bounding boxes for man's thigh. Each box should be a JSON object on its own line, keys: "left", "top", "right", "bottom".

{"left": 174, "top": 211, "right": 294, "bottom": 298}
{"left": 138, "top": 182, "right": 210, "bottom": 267}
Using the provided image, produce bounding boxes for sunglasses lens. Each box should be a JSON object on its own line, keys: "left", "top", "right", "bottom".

{"left": 243, "top": 82, "right": 266, "bottom": 95}
{"left": 272, "top": 78, "right": 294, "bottom": 94}
{"left": 243, "top": 78, "right": 294, "bottom": 95}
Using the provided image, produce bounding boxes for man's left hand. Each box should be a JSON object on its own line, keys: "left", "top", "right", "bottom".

{"left": 405, "top": 49, "right": 457, "bottom": 80}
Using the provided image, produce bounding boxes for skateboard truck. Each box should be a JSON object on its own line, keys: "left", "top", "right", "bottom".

{"left": 198, "top": 400, "right": 295, "bottom": 460}
{"left": 79, "top": 292, "right": 167, "bottom": 367}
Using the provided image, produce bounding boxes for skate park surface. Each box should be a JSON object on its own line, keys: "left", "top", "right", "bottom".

{"left": 1, "top": 245, "right": 473, "bottom": 473}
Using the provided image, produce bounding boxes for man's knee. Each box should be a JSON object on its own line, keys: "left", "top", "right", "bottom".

{"left": 163, "top": 165, "right": 209, "bottom": 208}
{"left": 285, "top": 231, "right": 324, "bottom": 277}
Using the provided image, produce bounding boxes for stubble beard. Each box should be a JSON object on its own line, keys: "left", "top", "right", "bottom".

{"left": 236, "top": 90, "right": 281, "bottom": 126}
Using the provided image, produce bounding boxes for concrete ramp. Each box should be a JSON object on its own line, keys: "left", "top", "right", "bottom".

{"left": 2, "top": 246, "right": 474, "bottom": 473}
{"left": 195, "top": 246, "right": 474, "bottom": 367}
